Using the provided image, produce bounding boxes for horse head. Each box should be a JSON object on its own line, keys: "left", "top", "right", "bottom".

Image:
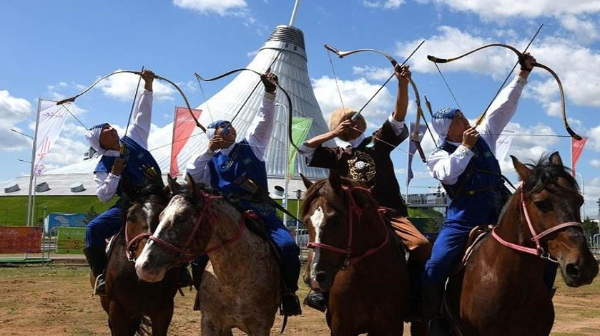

{"left": 135, "top": 174, "right": 218, "bottom": 282}
{"left": 301, "top": 170, "right": 385, "bottom": 292}
{"left": 120, "top": 174, "right": 171, "bottom": 262}
{"left": 508, "top": 152, "right": 598, "bottom": 287}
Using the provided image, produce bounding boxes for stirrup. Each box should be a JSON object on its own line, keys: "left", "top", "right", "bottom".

{"left": 93, "top": 274, "right": 106, "bottom": 297}
{"left": 303, "top": 291, "right": 327, "bottom": 312}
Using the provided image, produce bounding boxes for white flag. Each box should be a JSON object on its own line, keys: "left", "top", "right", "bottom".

{"left": 33, "top": 101, "right": 69, "bottom": 176}
{"left": 495, "top": 130, "right": 515, "bottom": 164}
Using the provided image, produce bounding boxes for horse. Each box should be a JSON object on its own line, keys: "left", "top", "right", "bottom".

{"left": 444, "top": 152, "right": 599, "bottom": 335}
{"left": 96, "top": 176, "right": 181, "bottom": 335}
{"left": 301, "top": 170, "right": 409, "bottom": 335}
{"left": 134, "top": 175, "right": 281, "bottom": 335}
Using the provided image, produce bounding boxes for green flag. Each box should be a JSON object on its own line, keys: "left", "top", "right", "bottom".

{"left": 288, "top": 117, "right": 313, "bottom": 177}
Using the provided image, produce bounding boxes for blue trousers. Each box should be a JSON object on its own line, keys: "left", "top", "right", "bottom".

{"left": 422, "top": 221, "right": 558, "bottom": 289}
{"left": 85, "top": 203, "right": 122, "bottom": 248}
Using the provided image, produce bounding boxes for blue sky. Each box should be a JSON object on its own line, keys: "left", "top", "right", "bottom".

{"left": 2, "top": 0, "right": 600, "bottom": 217}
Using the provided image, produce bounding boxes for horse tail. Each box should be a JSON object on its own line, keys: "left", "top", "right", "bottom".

{"left": 136, "top": 315, "right": 152, "bottom": 336}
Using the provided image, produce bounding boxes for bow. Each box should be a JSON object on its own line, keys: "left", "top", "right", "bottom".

{"left": 57, "top": 70, "right": 206, "bottom": 133}
{"left": 195, "top": 68, "right": 300, "bottom": 151}
{"left": 324, "top": 41, "right": 431, "bottom": 162}
{"left": 428, "top": 43, "right": 582, "bottom": 140}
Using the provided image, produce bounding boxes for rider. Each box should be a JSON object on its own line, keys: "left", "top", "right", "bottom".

{"left": 185, "top": 71, "right": 303, "bottom": 317}
{"left": 83, "top": 70, "right": 190, "bottom": 296}
{"left": 422, "top": 53, "right": 548, "bottom": 334}
{"left": 298, "top": 65, "right": 432, "bottom": 318}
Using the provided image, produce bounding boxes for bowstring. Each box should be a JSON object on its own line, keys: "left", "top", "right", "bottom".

{"left": 326, "top": 47, "right": 346, "bottom": 111}
{"left": 124, "top": 66, "right": 144, "bottom": 137}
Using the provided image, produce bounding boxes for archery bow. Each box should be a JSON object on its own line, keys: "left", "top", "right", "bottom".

{"left": 195, "top": 68, "right": 300, "bottom": 151}
{"left": 428, "top": 43, "right": 581, "bottom": 140}
{"left": 56, "top": 70, "right": 206, "bottom": 133}
{"left": 324, "top": 41, "right": 431, "bottom": 162}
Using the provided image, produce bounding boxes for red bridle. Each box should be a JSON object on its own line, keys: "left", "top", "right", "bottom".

{"left": 126, "top": 191, "right": 247, "bottom": 263}
{"left": 306, "top": 186, "right": 390, "bottom": 269}
{"left": 492, "top": 191, "right": 582, "bottom": 262}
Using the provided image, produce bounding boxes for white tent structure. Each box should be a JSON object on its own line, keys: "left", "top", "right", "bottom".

{"left": 2, "top": 23, "right": 330, "bottom": 202}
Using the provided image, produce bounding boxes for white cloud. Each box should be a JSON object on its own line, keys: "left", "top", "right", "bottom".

{"left": 497, "top": 122, "right": 560, "bottom": 172}
{"left": 559, "top": 15, "right": 599, "bottom": 44}
{"left": 352, "top": 66, "right": 392, "bottom": 81}
{"left": 311, "top": 76, "right": 395, "bottom": 130}
{"left": 173, "top": 0, "right": 247, "bottom": 16}
{"left": 363, "top": 0, "right": 404, "bottom": 9}
{"left": 419, "top": 0, "right": 600, "bottom": 20}
{"left": 590, "top": 159, "right": 600, "bottom": 168}
{"left": 96, "top": 72, "right": 175, "bottom": 102}
{"left": 586, "top": 124, "right": 600, "bottom": 152}
{"left": 0, "top": 90, "right": 34, "bottom": 151}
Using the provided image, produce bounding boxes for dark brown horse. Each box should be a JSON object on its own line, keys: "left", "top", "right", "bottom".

{"left": 97, "top": 177, "right": 180, "bottom": 335}
{"left": 445, "top": 152, "right": 599, "bottom": 335}
{"left": 301, "top": 170, "right": 408, "bottom": 335}
{"left": 135, "top": 175, "right": 281, "bottom": 335}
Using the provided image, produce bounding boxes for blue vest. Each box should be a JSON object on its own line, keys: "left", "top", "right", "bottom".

{"left": 208, "top": 139, "right": 280, "bottom": 224}
{"left": 441, "top": 138, "right": 506, "bottom": 226}
{"left": 94, "top": 136, "right": 161, "bottom": 196}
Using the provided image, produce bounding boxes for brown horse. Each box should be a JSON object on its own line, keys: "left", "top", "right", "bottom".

{"left": 445, "top": 152, "right": 599, "bottom": 335}
{"left": 135, "top": 175, "right": 281, "bottom": 335}
{"left": 301, "top": 170, "right": 409, "bottom": 335}
{"left": 97, "top": 177, "right": 180, "bottom": 335}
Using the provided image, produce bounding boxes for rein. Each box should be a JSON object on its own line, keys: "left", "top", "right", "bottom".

{"left": 307, "top": 186, "right": 390, "bottom": 268}
{"left": 492, "top": 191, "right": 582, "bottom": 262}
{"left": 126, "top": 191, "right": 248, "bottom": 262}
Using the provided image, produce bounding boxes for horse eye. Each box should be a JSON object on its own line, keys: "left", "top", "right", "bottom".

{"left": 534, "top": 200, "right": 553, "bottom": 213}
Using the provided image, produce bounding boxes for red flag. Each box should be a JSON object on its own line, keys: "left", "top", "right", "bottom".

{"left": 571, "top": 136, "right": 588, "bottom": 176}
{"left": 170, "top": 107, "right": 202, "bottom": 177}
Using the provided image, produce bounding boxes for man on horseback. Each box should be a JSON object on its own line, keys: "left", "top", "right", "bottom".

{"left": 298, "top": 65, "right": 432, "bottom": 319}
{"left": 83, "top": 70, "right": 190, "bottom": 296}
{"left": 422, "top": 53, "right": 544, "bottom": 335}
{"left": 185, "top": 71, "right": 303, "bottom": 317}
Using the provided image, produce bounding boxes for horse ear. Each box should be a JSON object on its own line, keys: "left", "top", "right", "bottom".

{"left": 327, "top": 169, "right": 343, "bottom": 190}
{"left": 549, "top": 151, "right": 564, "bottom": 166}
{"left": 511, "top": 155, "right": 531, "bottom": 181}
{"left": 300, "top": 173, "right": 313, "bottom": 189}
{"left": 185, "top": 173, "right": 199, "bottom": 196}
{"left": 167, "top": 174, "right": 180, "bottom": 192}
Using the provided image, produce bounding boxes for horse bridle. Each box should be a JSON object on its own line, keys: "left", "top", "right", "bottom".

{"left": 307, "top": 186, "right": 390, "bottom": 269}
{"left": 126, "top": 191, "right": 247, "bottom": 263}
{"left": 492, "top": 190, "right": 583, "bottom": 263}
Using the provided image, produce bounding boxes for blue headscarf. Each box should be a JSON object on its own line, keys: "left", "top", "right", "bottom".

{"left": 206, "top": 120, "right": 231, "bottom": 139}
{"left": 432, "top": 108, "right": 460, "bottom": 145}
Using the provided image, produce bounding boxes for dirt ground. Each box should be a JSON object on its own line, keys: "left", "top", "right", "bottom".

{"left": 0, "top": 263, "right": 599, "bottom": 335}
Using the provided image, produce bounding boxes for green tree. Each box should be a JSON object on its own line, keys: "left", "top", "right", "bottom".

{"left": 582, "top": 217, "right": 599, "bottom": 237}
{"left": 83, "top": 205, "right": 99, "bottom": 225}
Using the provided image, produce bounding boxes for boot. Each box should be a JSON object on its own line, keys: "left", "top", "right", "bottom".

{"left": 422, "top": 285, "right": 449, "bottom": 336}
{"left": 178, "top": 265, "right": 193, "bottom": 288}
{"left": 280, "top": 290, "right": 302, "bottom": 316}
{"left": 83, "top": 246, "right": 107, "bottom": 296}
{"left": 280, "top": 262, "right": 302, "bottom": 316}
{"left": 303, "top": 291, "right": 328, "bottom": 312}
{"left": 406, "top": 258, "right": 426, "bottom": 322}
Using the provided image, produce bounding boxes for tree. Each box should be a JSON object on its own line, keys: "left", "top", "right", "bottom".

{"left": 582, "top": 217, "right": 599, "bottom": 237}
{"left": 83, "top": 205, "right": 98, "bottom": 225}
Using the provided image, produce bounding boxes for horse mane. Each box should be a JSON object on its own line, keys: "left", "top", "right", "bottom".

{"left": 521, "top": 154, "right": 579, "bottom": 196}
{"left": 302, "top": 176, "right": 379, "bottom": 215}
{"left": 120, "top": 182, "right": 170, "bottom": 226}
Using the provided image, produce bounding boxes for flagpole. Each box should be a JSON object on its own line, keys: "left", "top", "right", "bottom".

{"left": 26, "top": 99, "right": 42, "bottom": 226}
{"left": 170, "top": 106, "right": 177, "bottom": 178}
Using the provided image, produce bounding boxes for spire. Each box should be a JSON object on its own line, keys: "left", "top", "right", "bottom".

{"left": 289, "top": 0, "right": 301, "bottom": 27}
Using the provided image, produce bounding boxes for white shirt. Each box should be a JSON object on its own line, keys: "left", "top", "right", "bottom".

{"left": 427, "top": 75, "right": 527, "bottom": 185}
{"left": 94, "top": 90, "right": 153, "bottom": 202}
{"left": 299, "top": 115, "right": 406, "bottom": 161}
{"left": 185, "top": 92, "right": 276, "bottom": 185}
